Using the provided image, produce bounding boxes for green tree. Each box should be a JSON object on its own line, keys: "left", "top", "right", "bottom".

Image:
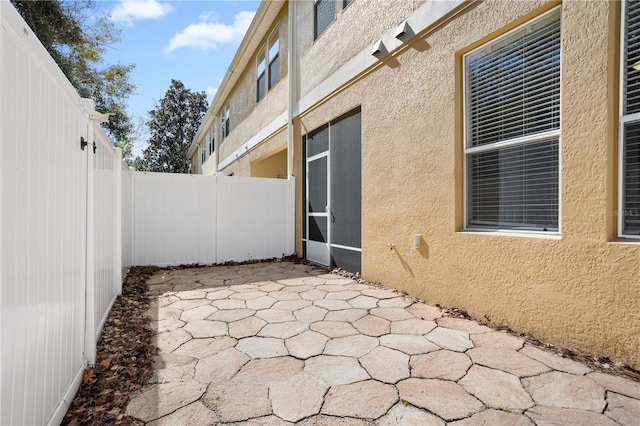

{"left": 142, "top": 80, "right": 208, "bottom": 173}
{"left": 11, "top": 0, "right": 137, "bottom": 160}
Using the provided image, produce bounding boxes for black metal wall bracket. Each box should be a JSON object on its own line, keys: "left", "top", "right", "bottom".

{"left": 80, "top": 137, "right": 97, "bottom": 154}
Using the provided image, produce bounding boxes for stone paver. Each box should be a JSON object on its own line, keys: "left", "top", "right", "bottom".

{"left": 236, "top": 337, "right": 288, "bottom": 358}
{"left": 128, "top": 262, "right": 640, "bottom": 426}
{"left": 587, "top": 371, "right": 640, "bottom": 399}
{"left": 233, "top": 357, "right": 303, "bottom": 385}
{"left": 390, "top": 318, "right": 437, "bottom": 335}
{"left": 379, "top": 333, "right": 439, "bottom": 355}
{"left": 425, "top": 327, "right": 474, "bottom": 352}
{"left": 173, "top": 336, "right": 236, "bottom": 359}
{"left": 126, "top": 381, "right": 206, "bottom": 422}
{"left": 525, "top": 405, "right": 619, "bottom": 426}
{"left": 146, "top": 401, "right": 218, "bottom": 426}
{"left": 397, "top": 378, "right": 484, "bottom": 421}
{"left": 459, "top": 365, "right": 534, "bottom": 410}
{"left": 471, "top": 330, "right": 523, "bottom": 350}
{"left": 468, "top": 347, "right": 551, "bottom": 377}
{"left": 605, "top": 392, "right": 640, "bottom": 425}
{"left": 258, "top": 321, "right": 308, "bottom": 339}
{"left": 310, "top": 321, "right": 358, "bottom": 337}
{"left": 322, "top": 380, "right": 398, "bottom": 419}
{"left": 323, "top": 334, "right": 378, "bottom": 357}
{"left": 285, "top": 330, "right": 329, "bottom": 359}
{"left": 449, "top": 409, "right": 533, "bottom": 426}
{"left": 183, "top": 320, "right": 227, "bottom": 338}
{"left": 194, "top": 347, "right": 249, "bottom": 383}
{"left": 202, "top": 381, "right": 271, "bottom": 422}
{"left": 410, "top": 350, "right": 472, "bottom": 381}
{"left": 523, "top": 371, "right": 606, "bottom": 411}
{"left": 254, "top": 309, "right": 296, "bottom": 323}
{"left": 293, "top": 305, "right": 328, "bottom": 323}
{"left": 378, "top": 403, "right": 444, "bottom": 425}
{"left": 370, "top": 307, "right": 415, "bottom": 321}
{"left": 228, "top": 316, "right": 267, "bottom": 339}
{"left": 304, "top": 355, "right": 370, "bottom": 386}
{"left": 353, "top": 314, "right": 390, "bottom": 336}
{"left": 324, "top": 308, "right": 367, "bottom": 322}
{"left": 155, "top": 328, "right": 191, "bottom": 354}
{"left": 520, "top": 344, "right": 592, "bottom": 375}
{"left": 270, "top": 372, "right": 327, "bottom": 422}
{"left": 359, "top": 346, "right": 410, "bottom": 384}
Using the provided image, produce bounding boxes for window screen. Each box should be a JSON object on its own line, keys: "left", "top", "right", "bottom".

{"left": 464, "top": 10, "right": 561, "bottom": 231}
{"left": 621, "top": 0, "right": 640, "bottom": 236}
{"left": 314, "top": 0, "right": 335, "bottom": 40}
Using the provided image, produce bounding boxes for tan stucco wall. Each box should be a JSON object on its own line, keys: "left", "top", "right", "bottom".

{"left": 218, "top": 6, "right": 289, "bottom": 166}
{"left": 293, "top": 0, "right": 640, "bottom": 368}
{"left": 251, "top": 147, "right": 288, "bottom": 178}
{"left": 222, "top": 127, "right": 287, "bottom": 177}
{"left": 296, "top": 0, "right": 423, "bottom": 98}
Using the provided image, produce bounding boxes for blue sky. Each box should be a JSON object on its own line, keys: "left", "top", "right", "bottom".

{"left": 95, "top": 0, "right": 261, "bottom": 155}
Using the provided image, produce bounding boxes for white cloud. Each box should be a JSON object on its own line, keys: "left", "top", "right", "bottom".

{"left": 206, "top": 86, "right": 218, "bottom": 96}
{"left": 166, "top": 11, "right": 255, "bottom": 52}
{"left": 109, "top": 0, "right": 173, "bottom": 26}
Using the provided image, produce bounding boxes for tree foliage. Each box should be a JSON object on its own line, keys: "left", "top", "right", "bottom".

{"left": 11, "top": 0, "right": 137, "bottom": 160}
{"left": 142, "top": 80, "right": 208, "bottom": 173}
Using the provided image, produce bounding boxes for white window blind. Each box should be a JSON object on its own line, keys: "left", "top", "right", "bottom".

{"left": 621, "top": 0, "right": 640, "bottom": 236}
{"left": 464, "top": 10, "right": 561, "bottom": 231}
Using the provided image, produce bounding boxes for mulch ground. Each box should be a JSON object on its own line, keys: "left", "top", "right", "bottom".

{"left": 62, "top": 258, "right": 639, "bottom": 425}
{"left": 62, "top": 266, "right": 159, "bottom": 426}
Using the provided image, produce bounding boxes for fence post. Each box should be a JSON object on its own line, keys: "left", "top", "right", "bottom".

{"left": 114, "top": 148, "right": 122, "bottom": 293}
{"left": 287, "top": 177, "right": 296, "bottom": 256}
{"left": 83, "top": 101, "right": 96, "bottom": 366}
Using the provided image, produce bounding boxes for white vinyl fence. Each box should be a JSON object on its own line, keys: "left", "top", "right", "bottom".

{"left": 132, "top": 173, "right": 294, "bottom": 267}
{"left": 1, "top": 3, "right": 294, "bottom": 425}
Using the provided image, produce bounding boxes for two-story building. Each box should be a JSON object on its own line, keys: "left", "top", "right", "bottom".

{"left": 188, "top": 0, "right": 640, "bottom": 370}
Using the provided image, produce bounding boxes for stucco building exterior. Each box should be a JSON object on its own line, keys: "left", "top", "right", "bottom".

{"left": 188, "top": 0, "right": 640, "bottom": 369}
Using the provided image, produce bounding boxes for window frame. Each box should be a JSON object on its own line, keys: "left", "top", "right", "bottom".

{"left": 221, "top": 104, "right": 230, "bottom": 141}
{"left": 256, "top": 27, "right": 279, "bottom": 103}
{"left": 462, "top": 7, "right": 562, "bottom": 234}
{"left": 619, "top": 0, "right": 640, "bottom": 239}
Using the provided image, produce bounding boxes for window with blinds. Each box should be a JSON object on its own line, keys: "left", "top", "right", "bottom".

{"left": 621, "top": 0, "right": 640, "bottom": 237}
{"left": 464, "top": 9, "right": 561, "bottom": 232}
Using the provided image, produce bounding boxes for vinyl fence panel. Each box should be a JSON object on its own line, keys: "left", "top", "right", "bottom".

{"left": 1, "top": 3, "right": 88, "bottom": 424}
{"left": 133, "top": 172, "right": 218, "bottom": 266}
{"left": 122, "top": 166, "right": 134, "bottom": 280}
{"left": 216, "top": 176, "right": 294, "bottom": 263}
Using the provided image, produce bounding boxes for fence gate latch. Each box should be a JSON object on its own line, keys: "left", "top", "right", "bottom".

{"left": 80, "top": 136, "right": 88, "bottom": 151}
{"left": 92, "top": 141, "right": 97, "bottom": 154}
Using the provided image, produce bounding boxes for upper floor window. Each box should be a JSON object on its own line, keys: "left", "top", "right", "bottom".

{"left": 200, "top": 143, "right": 205, "bottom": 165}
{"left": 257, "top": 28, "right": 280, "bottom": 102}
{"left": 314, "top": 0, "right": 335, "bottom": 40}
{"left": 221, "top": 105, "right": 230, "bottom": 140}
{"left": 463, "top": 9, "right": 561, "bottom": 232}
{"left": 208, "top": 128, "right": 215, "bottom": 155}
{"left": 620, "top": 0, "right": 640, "bottom": 237}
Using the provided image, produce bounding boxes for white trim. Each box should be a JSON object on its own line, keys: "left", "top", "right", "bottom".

{"left": 218, "top": 111, "right": 287, "bottom": 170}
{"left": 330, "top": 243, "right": 362, "bottom": 252}
{"left": 307, "top": 151, "right": 329, "bottom": 162}
{"left": 464, "top": 130, "right": 561, "bottom": 155}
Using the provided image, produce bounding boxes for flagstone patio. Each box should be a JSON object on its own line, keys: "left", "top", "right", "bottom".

{"left": 126, "top": 261, "right": 640, "bottom": 425}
